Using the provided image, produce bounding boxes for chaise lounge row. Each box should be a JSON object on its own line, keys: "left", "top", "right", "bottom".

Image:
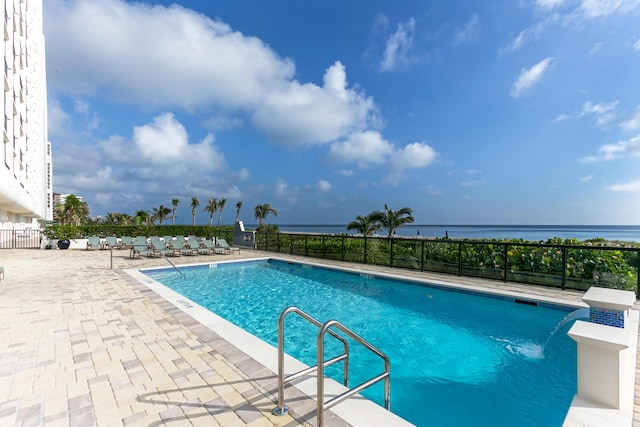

{"left": 87, "top": 236, "right": 240, "bottom": 258}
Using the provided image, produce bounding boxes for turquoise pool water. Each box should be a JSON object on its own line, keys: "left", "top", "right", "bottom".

{"left": 144, "top": 259, "right": 578, "bottom": 426}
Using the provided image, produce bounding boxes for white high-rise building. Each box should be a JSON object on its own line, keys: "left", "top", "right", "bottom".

{"left": 0, "top": 0, "right": 51, "bottom": 230}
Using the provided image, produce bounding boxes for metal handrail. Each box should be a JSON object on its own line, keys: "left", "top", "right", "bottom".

{"left": 272, "top": 306, "right": 390, "bottom": 426}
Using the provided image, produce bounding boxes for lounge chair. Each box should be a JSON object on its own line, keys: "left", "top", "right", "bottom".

{"left": 150, "top": 236, "right": 179, "bottom": 257}
{"left": 135, "top": 236, "right": 148, "bottom": 245}
{"left": 201, "top": 239, "right": 227, "bottom": 254}
{"left": 86, "top": 236, "right": 104, "bottom": 250}
{"left": 216, "top": 238, "right": 240, "bottom": 254}
{"left": 184, "top": 236, "right": 211, "bottom": 255}
{"left": 105, "top": 236, "right": 121, "bottom": 249}
{"left": 131, "top": 243, "right": 156, "bottom": 258}
{"left": 170, "top": 237, "right": 196, "bottom": 256}
{"left": 120, "top": 236, "right": 135, "bottom": 248}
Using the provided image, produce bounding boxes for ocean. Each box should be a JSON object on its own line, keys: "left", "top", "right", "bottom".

{"left": 249, "top": 224, "right": 640, "bottom": 243}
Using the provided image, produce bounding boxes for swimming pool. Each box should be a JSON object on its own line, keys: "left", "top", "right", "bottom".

{"left": 142, "top": 258, "right": 579, "bottom": 426}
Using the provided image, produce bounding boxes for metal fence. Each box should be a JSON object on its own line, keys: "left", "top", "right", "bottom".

{"left": 256, "top": 232, "right": 640, "bottom": 297}
{"left": 0, "top": 229, "right": 43, "bottom": 249}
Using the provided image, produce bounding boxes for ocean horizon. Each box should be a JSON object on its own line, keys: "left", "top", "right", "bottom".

{"left": 244, "top": 224, "right": 640, "bottom": 243}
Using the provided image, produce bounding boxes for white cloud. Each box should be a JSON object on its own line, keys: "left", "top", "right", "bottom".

{"left": 275, "top": 179, "right": 299, "bottom": 204}
{"left": 621, "top": 107, "right": 640, "bottom": 131}
{"left": 553, "top": 113, "right": 572, "bottom": 123}
{"left": 580, "top": 174, "right": 593, "bottom": 182}
{"left": 380, "top": 18, "right": 416, "bottom": 72}
{"left": 45, "top": 0, "right": 294, "bottom": 109}
{"left": 580, "top": 134, "right": 640, "bottom": 162}
{"left": 251, "top": 61, "right": 378, "bottom": 146}
{"left": 635, "top": 39, "right": 640, "bottom": 51}
{"left": 335, "top": 169, "right": 356, "bottom": 176}
{"left": 390, "top": 142, "right": 437, "bottom": 169}
{"left": 535, "top": 0, "right": 571, "bottom": 10}
{"left": 576, "top": 0, "right": 640, "bottom": 19}
{"left": 460, "top": 180, "right": 485, "bottom": 187}
{"left": 45, "top": 1, "right": 378, "bottom": 148}
{"left": 317, "top": 180, "right": 332, "bottom": 191}
{"left": 501, "top": 16, "right": 558, "bottom": 54}
{"left": 47, "top": 98, "right": 70, "bottom": 137}
{"left": 510, "top": 58, "right": 555, "bottom": 98}
{"left": 453, "top": 15, "right": 481, "bottom": 46}
{"left": 329, "top": 131, "right": 394, "bottom": 167}
{"left": 607, "top": 180, "right": 640, "bottom": 192}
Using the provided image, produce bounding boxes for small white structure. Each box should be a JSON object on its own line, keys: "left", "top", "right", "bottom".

{"left": 564, "top": 287, "right": 638, "bottom": 426}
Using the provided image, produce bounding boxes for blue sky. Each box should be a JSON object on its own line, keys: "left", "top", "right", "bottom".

{"left": 44, "top": 0, "right": 640, "bottom": 225}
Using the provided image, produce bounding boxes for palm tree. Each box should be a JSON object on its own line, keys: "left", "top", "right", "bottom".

{"left": 216, "top": 198, "right": 227, "bottom": 235}
{"left": 369, "top": 204, "right": 414, "bottom": 237}
{"left": 203, "top": 198, "right": 218, "bottom": 226}
{"left": 171, "top": 198, "right": 179, "bottom": 225}
{"left": 134, "top": 210, "right": 151, "bottom": 225}
{"left": 254, "top": 203, "right": 277, "bottom": 226}
{"left": 234, "top": 201, "right": 243, "bottom": 223}
{"left": 346, "top": 213, "right": 381, "bottom": 236}
{"left": 105, "top": 212, "right": 132, "bottom": 225}
{"left": 153, "top": 205, "right": 171, "bottom": 224}
{"left": 57, "top": 194, "right": 90, "bottom": 226}
{"left": 190, "top": 196, "right": 199, "bottom": 226}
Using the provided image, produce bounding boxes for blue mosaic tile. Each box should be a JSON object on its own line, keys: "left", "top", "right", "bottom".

{"left": 590, "top": 306, "right": 625, "bottom": 328}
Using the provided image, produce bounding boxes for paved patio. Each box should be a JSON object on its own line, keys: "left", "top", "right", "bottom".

{"left": 0, "top": 248, "right": 638, "bottom": 426}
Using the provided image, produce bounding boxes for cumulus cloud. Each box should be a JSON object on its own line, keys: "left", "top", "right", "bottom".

{"left": 580, "top": 135, "right": 640, "bottom": 162}
{"left": 251, "top": 61, "right": 378, "bottom": 146}
{"left": 45, "top": 0, "right": 378, "bottom": 148}
{"left": 390, "top": 142, "right": 437, "bottom": 169}
{"left": 329, "top": 131, "right": 394, "bottom": 167}
{"left": 635, "top": 39, "right": 640, "bottom": 51}
{"left": 380, "top": 18, "right": 416, "bottom": 72}
{"left": 580, "top": 174, "right": 593, "bottom": 182}
{"left": 45, "top": 0, "right": 294, "bottom": 108}
{"left": 607, "top": 180, "right": 640, "bottom": 192}
{"left": 510, "top": 57, "right": 554, "bottom": 98}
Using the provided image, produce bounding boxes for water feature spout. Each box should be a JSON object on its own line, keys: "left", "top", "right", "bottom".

{"left": 549, "top": 307, "right": 590, "bottom": 338}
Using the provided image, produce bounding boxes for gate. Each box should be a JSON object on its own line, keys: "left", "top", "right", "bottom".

{"left": 0, "top": 229, "right": 43, "bottom": 249}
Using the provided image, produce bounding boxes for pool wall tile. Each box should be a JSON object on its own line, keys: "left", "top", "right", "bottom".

{"left": 589, "top": 306, "right": 625, "bottom": 328}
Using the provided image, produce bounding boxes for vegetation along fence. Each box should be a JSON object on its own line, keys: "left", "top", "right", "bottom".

{"left": 255, "top": 232, "right": 640, "bottom": 298}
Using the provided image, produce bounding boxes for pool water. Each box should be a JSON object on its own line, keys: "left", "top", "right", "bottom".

{"left": 144, "top": 259, "right": 578, "bottom": 427}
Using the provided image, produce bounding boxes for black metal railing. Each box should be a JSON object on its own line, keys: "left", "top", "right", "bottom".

{"left": 256, "top": 232, "right": 640, "bottom": 297}
{"left": 0, "top": 229, "right": 43, "bottom": 249}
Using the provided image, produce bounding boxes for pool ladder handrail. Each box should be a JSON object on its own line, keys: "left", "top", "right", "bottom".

{"left": 272, "top": 306, "right": 391, "bottom": 426}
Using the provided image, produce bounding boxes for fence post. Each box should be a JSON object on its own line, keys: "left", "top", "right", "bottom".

{"left": 561, "top": 246, "right": 567, "bottom": 290}
{"left": 322, "top": 235, "right": 325, "bottom": 258}
{"left": 389, "top": 238, "right": 394, "bottom": 267}
{"left": 363, "top": 236, "right": 367, "bottom": 265}
{"left": 420, "top": 240, "right": 425, "bottom": 272}
{"left": 341, "top": 236, "right": 345, "bottom": 261}
{"left": 305, "top": 235, "right": 308, "bottom": 257}
{"left": 503, "top": 243, "right": 508, "bottom": 282}
{"left": 457, "top": 242, "right": 462, "bottom": 276}
{"left": 289, "top": 234, "right": 293, "bottom": 255}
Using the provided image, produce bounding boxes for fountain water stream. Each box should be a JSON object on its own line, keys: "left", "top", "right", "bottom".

{"left": 546, "top": 307, "right": 590, "bottom": 346}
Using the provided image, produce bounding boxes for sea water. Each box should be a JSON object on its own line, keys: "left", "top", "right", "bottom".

{"left": 259, "top": 224, "right": 640, "bottom": 242}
